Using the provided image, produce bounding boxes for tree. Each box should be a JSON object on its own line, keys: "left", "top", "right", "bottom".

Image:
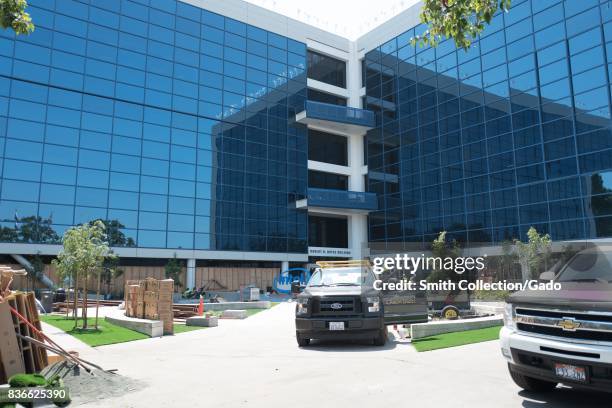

{"left": 52, "top": 221, "right": 114, "bottom": 330}
{"left": 26, "top": 253, "right": 44, "bottom": 292}
{"left": 1, "top": 0, "right": 34, "bottom": 35}
{"left": 101, "top": 252, "right": 123, "bottom": 297}
{"left": 587, "top": 173, "right": 612, "bottom": 234}
{"left": 164, "top": 256, "right": 183, "bottom": 291}
{"left": 91, "top": 219, "right": 136, "bottom": 247}
{"left": 0, "top": 214, "right": 59, "bottom": 243}
{"left": 426, "top": 231, "right": 476, "bottom": 309}
{"left": 514, "top": 227, "right": 552, "bottom": 281}
{"left": 499, "top": 240, "right": 518, "bottom": 277}
{"left": 0, "top": 226, "right": 18, "bottom": 242}
{"left": 94, "top": 249, "right": 119, "bottom": 329}
{"left": 427, "top": 231, "right": 462, "bottom": 283}
{"left": 18, "top": 216, "right": 59, "bottom": 244}
{"left": 413, "top": 0, "right": 511, "bottom": 50}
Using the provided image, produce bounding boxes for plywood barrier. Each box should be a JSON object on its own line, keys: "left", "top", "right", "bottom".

{"left": 194, "top": 267, "right": 278, "bottom": 292}
{"left": 113, "top": 266, "right": 186, "bottom": 296}
{"left": 9, "top": 264, "right": 279, "bottom": 296}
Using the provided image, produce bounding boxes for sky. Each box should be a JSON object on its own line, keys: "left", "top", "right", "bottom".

{"left": 242, "top": 0, "right": 420, "bottom": 39}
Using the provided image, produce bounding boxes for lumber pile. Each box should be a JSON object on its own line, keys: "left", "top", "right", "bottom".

{"left": 125, "top": 283, "right": 144, "bottom": 319}
{"left": 1, "top": 267, "right": 27, "bottom": 302}
{"left": 124, "top": 278, "right": 174, "bottom": 335}
{"left": 0, "top": 292, "right": 48, "bottom": 384}
{"left": 53, "top": 299, "right": 122, "bottom": 312}
{"left": 172, "top": 304, "right": 198, "bottom": 319}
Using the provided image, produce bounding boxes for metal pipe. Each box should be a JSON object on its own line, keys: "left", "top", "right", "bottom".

{"left": 8, "top": 305, "right": 90, "bottom": 373}
{"left": 16, "top": 334, "right": 107, "bottom": 373}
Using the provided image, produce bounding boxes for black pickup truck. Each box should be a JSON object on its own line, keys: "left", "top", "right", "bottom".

{"left": 295, "top": 261, "right": 428, "bottom": 347}
{"left": 501, "top": 243, "right": 612, "bottom": 393}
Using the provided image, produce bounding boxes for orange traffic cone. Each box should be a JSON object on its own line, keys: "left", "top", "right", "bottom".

{"left": 198, "top": 295, "right": 204, "bottom": 316}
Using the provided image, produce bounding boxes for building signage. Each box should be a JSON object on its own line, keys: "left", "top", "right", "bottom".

{"left": 308, "top": 247, "right": 352, "bottom": 258}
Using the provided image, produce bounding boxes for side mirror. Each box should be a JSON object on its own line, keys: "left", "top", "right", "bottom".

{"left": 539, "top": 271, "right": 555, "bottom": 282}
{"left": 291, "top": 280, "right": 304, "bottom": 294}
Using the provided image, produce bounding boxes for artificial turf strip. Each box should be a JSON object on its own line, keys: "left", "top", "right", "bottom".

{"left": 41, "top": 315, "right": 148, "bottom": 347}
{"left": 411, "top": 326, "right": 502, "bottom": 352}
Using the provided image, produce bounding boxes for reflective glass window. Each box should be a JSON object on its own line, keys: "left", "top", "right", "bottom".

{"left": 307, "top": 51, "right": 346, "bottom": 88}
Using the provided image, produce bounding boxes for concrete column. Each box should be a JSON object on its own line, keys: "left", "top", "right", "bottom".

{"left": 347, "top": 132, "right": 365, "bottom": 191}
{"left": 346, "top": 42, "right": 368, "bottom": 262}
{"left": 186, "top": 258, "right": 196, "bottom": 290}
{"left": 348, "top": 214, "right": 368, "bottom": 260}
{"left": 345, "top": 42, "right": 366, "bottom": 192}
{"left": 281, "top": 260, "right": 289, "bottom": 272}
{"left": 346, "top": 41, "right": 362, "bottom": 108}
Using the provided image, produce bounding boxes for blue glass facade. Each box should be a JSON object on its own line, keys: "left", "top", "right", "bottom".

{"left": 365, "top": 0, "right": 612, "bottom": 246}
{"left": 0, "top": 0, "right": 308, "bottom": 252}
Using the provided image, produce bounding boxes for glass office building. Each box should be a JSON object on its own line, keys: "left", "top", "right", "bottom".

{"left": 0, "top": 0, "right": 308, "bottom": 254}
{"left": 365, "top": 0, "right": 612, "bottom": 247}
{"left": 1, "top": 0, "right": 612, "bottom": 271}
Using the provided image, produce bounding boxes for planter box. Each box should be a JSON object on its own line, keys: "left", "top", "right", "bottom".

{"left": 410, "top": 315, "right": 503, "bottom": 340}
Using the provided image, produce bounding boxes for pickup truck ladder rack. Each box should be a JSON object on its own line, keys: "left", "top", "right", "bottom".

{"left": 315, "top": 260, "right": 371, "bottom": 269}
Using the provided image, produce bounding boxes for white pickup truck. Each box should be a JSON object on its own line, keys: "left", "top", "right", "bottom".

{"left": 500, "top": 244, "right": 612, "bottom": 393}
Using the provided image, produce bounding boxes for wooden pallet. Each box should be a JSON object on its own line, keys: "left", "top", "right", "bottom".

{"left": 173, "top": 309, "right": 197, "bottom": 318}
{"left": 25, "top": 293, "right": 48, "bottom": 370}
{"left": 53, "top": 299, "right": 122, "bottom": 312}
{"left": 172, "top": 304, "right": 198, "bottom": 312}
{"left": 6, "top": 292, "right": 48, "bottom": 374}
{"left": 7, "top": 295, "right": 34, "bottom": 374}
{"left": 0, "top": 300, "right": 25, "bottom": 384}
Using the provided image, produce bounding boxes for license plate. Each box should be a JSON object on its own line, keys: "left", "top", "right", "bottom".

{"left": 329, "top": 322, "right": 345, "bottom": 331}
{"left": 554, "top": 363, "right": 587, "bottom": 382}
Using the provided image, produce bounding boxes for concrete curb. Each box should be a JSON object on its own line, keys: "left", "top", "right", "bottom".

{"left": 411, "top": 315, "right": 503, "bottom": 340}
{"left": 470, "top": 302, "right": 505, "bottom": 316}
{"left": 105, "top": 311, "right": 163, "bottom": 337}
{"left": 221, "top": 309, "right": 248, "bottom": 319}
{"left": 186, "top": 316, "right": 219, "bottom": 327}
{"left": 201, "top": 301, "right": 271, "bottom": 311}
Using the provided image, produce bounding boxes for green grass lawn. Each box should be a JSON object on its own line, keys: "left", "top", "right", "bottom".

{"left": 41, "top": 315, "right": 148, "bottom": 347}
{"left": 412, "top": 326, "right": 502, "bottom": 352}
{"left": 42, "top": 303, "right": 282, "bottom": 345}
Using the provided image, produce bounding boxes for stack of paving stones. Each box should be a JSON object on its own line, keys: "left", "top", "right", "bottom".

{"left": 125, "top": 278, "right": 174, "bottom": 335}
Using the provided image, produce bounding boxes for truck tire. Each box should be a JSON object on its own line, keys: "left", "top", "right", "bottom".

{"left": 373, "top": 326, "right": 388, "bottom": 346}
{"left": 296, "top": 334, "right": 310, "bottom": 347}
{"left": 508, "top": 364, "right": 557, "bottom": 392}
{"left": 441, "top": 306, "right": 460, "bottom": 320}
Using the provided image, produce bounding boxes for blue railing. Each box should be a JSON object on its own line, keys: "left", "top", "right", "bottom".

{"left": 307, "top": 188, "right": 378, "bottom": 211}
{"left": 304, "top": 101, "right": 375, "bottom": 128}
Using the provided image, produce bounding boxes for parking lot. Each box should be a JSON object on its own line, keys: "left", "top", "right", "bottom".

{"left": 77, "top": 302, "right": 609, "bottom": 407}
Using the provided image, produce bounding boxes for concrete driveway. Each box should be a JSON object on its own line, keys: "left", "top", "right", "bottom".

{"left": 75, "top": 302, "right": 609, "bottom": 407}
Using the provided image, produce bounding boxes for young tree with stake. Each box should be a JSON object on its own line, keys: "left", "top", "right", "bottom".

{"left": 52, "top": 221, "right": 115, "bottom": 330}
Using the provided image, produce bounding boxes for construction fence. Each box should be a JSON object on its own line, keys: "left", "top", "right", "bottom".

{"left": 9, "top": 264, "right": 280, "bottom": 297}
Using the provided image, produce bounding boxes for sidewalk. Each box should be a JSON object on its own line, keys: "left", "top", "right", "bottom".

{"left": 39, "top": 308, "right": 119, "bottom": 358}
{"left": 40, "top": 321, "right": 95, "bottom": 357}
